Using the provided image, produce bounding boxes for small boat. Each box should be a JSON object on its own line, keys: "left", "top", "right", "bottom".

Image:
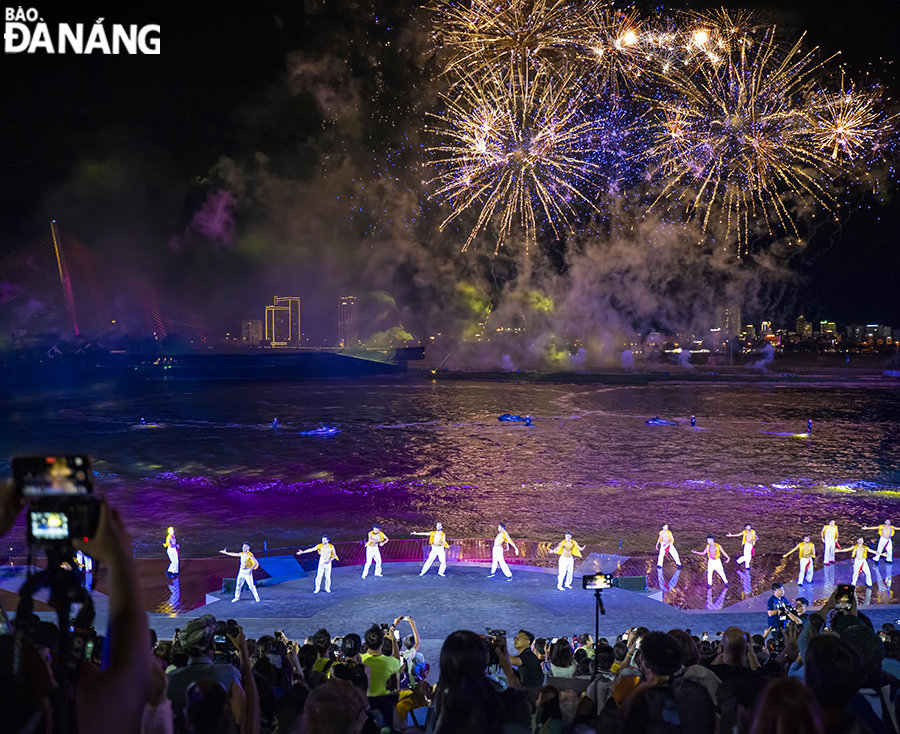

{"left": 645, "top": 417, "right": 678, "bottom": 426}
{"left": 299, "top": 425, "right": 341, "bottom": 436}
{"left": 498, "top": 414, "right": 530, "bottom": 422}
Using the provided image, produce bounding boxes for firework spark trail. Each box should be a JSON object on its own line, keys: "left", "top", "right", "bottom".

{"left": 812, "top": 72, "right": 894, "bottom": 163}
{"left": 427, "top": 68, "right": 605, "bottom": 251}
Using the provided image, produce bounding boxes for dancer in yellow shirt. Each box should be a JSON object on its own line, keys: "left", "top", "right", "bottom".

{"left": 413, "top": 522, "right": 450, "bottom": 577}
{"left": 552, "top": 532, "right": 585, "bottom": 590}
{"left": 164, "top": 526, "right": 180, "bottom": 578}
{"left": 489, "top": 523, "right": 519, "bottom": 580}
{"left": 656, "top": 524, "right": 681, "bottom": 568}
{"left": 362, "top": 524, "right": 389, "bottom": 579}
{"left": 726, "top": 524, "right": 758, "bottom": 570}
{"left": 821, "top": 520, "right": 839, "bottom": 565}
{"left": 221, "top": 542, "right": 260, "bottom": 602}
{"left": 862, "top": 520, "right": 895, "bottom": 564}
{"left": 836, "top": 537, "right": 873, "bottom": 587}
{"left": 691, "top": 536, "right": 730, "bottom": 587}
{"left": 783, "top": 535, "right": 816, "bottom": 586}
{"left": 297, "top": 535, "right": 340, "bottom": 593}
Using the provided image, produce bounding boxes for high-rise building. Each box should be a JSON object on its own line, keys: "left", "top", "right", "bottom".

{"left": 741, "top": 324, "right": 757, "bottom": 340}
{"left": 819, "top": 321, "right": 836, "bottom": 336}
{"left": 241, "top": 319, "right": 263, "bottom": 345}
{"left": 338, "top": 295, "right": 358, "bottom": 348}
{"left": 795, "top": 315, "right": 813, "bottom": 339}
{"left": 760, "top": 320, "right": 772, "bottom": 334}
{"left": 274, "top": 296, "right": 301, "bottom": 346}
{"left": 714, "top": 304, "right": 741, "bottom": 336}
{"left": 265, "top": 305, "right": 291, "bottom": 345}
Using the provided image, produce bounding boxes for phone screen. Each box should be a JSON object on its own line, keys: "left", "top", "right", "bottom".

{"left": 14, "top": 456, "right": 93, "bottom": 497}
{"left": 30, "top": 511, "right": 69, "bottom": 540}
{"left": 393, "top": 630, "right": 401, "bottom": 640}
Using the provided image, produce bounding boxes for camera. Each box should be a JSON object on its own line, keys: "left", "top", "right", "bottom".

{"left": 14, "top": 456, "right": 101, "bottom": 553}
{"left": 213, "top": 618, "right": 240, "bottom": 663}
{"left": 582, "top": 573, "right": 615, "bottom": 590}
{"left": 486, "top": 628, "right": 507, "bottom": 639}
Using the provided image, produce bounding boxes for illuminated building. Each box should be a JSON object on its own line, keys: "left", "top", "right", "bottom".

{"left": 714, "top": 304, "right": 741, "bottom": 336}
{"left": 741, "top": 324, "right": 757, "bottom": 340}
{"left": 274, "top": 296, "right": 301, "bottom": 346}
{"left": 265, "top": 306, "right": 290, "bottom": 346}
{"left": 241, "top": 319, "right": 263, "bottom": 345}
{"left": 338, "top": 296, "right": 358, "bottom": 348}
{"left": 795, "top": 316, "right": 813, "bottom": 339}
{"left": 760, "top": 321, "right": 772, "bottom": 334}
{"left": 819, "top": 321, "right": 836, "bottom": 336}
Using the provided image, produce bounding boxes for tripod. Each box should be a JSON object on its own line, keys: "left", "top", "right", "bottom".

{"left": 593, "top": 589, "right": 606, "bottom": 667}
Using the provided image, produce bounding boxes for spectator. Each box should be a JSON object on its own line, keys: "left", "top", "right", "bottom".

{"left": 331, "top": 634, "right": 369, "bottom": 692}
{"left": 620, "top": 631, "right": 715, "bottom": 734}
{"left": 594, "top": 643, "right": 615, "bottom": 676}
{"left": 398, "top": 616, "right": 424, "bottom": 684}
{"left": 302, "top": 679, "right": 369, "bottom": 734}
{"left": 667, "top": 628, "right": 721, "bottom": 702}
{"left": 308, "top": 629, "right": 332, "bottom": 674}
{"left": 749, "top": 677, "right": 823, "bottom": 734}
{"left": 707, "top": 627, "right": 765, "bottom": 734}
{"left": 545, "top": 640, "right": 576, "bottom": 678}
{"left": 360, "top": 623, "right": 401, "bottom": 697}
{"left": 583, "top": 644, "right": 616, "bottom": 717}
{"left": 167, "top": 615, "right": 244, "bottom": 731}
{"left": 610, "top": 641, "right": 628, "bottom": 673}
{"left": 575, "top": 634, "right": 595, "bottom": 658}
{"left": 432, "top": 630, "right": 519, "bottom": 734}
{"left": 535, "top": 686, "right": 563, "bottom": 734}
{"left": 507, "top": 629, "right": 544, "bottom": 688}
{"left": 183, "top": 679, "right": 234, "bottom": 734}
{"left": 796, "top": 597, "right": 811, "bottom": 625}
{"left": 533, "top": 638, "right": 548, "bottom": 665}
{"left": 805, "top": 634, "right": 867, "bottom": 734}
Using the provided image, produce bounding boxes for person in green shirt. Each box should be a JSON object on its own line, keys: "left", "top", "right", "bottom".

{"left": 360, "top": 619, "right": 402, "bottom": 697}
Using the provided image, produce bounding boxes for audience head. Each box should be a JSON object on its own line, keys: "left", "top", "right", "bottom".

{"left": 309, "top": 628, "right": 331, "bottom": 657}
{"left": 549, "top": 639, "right": 574, "bottom": 669}
{"left": 638, "top": 632, "right": 683, "bottom": 678}
{"left": 667, "top": 629, "right": 700, "bottom": 667}
{"left": 364, "top": 625, "right": 385, "bottom": 653}
{"left": 178, "top": 614, "right": 217, "bottom": 658}
{"left": 439, "top": 630, "right": 490, "bottom": 683}
{"left": 613, "top": 641, "right": 628, "bottom": 662}
{"left": 184, "top": 679, "right": 236, "bottom": 734}
{"left": 302, "top": 679, "right": 369, "bottom": 734}
{"left": 721, "top": 626, "right": 748, "bottom": 664}
{"left": 749, "top": 677, "right": 823, "bottom": 734}
{"left": 595, "top": 643, "right": 615, "bottom": 672}
{"left": 840, "top": 624, "right": 884, "bottom": 678}
{"left": 339, "top": 634, "right": 361, "bottom": 659}
{"left": 804, "top": 634, "right": 865, "bottom": 711}
{"left": 513, "top": 630, "right": 534, "bottom": 653}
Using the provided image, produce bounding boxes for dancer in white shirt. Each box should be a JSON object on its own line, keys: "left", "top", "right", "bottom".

{"left": 165, "top": 526, "right": 180, "bottom": 578}
{"left": 821, "top": 520, "right": 839, "bottom": 566}
{"left": 298, "top": 536, "right": 339, "bottom": 593}
{"left": 656, "top": 524, "right": 682, "bottom": 568}
{"left": 413, "top": 522, "right": 450, "bottom": 577}
{"left": 362, "top": 524, "right": 389, "bottom": 579}
{"left": 221, "top": 543, "right": 260, "bottom": 602}
{"left": 727, "top": 524, "right": 758, "bottom": 570}
{"left": 862, "top": 520, "right": 895, "bottom": 564}
{"left": 488, "top": 524, "right": 519, "bottom": 580}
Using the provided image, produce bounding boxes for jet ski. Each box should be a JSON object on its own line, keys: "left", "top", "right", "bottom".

{"left": 498, "top": 414, "right": 530, "bottom": 422}
{"left": 299, "top": 425, "right": 341, "bottom": 436}
{"left": 645, "top": 417, "right": 678, "bottom": 426}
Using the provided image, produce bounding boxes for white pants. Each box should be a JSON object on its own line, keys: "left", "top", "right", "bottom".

{"left": 875, "top": 538, "right": 893, "bottom": 563}
{"left": 316, "top": 561, "right": 333, "bottom": 592}
{"left": 852, "top": 558, "right": 872, "bottom": 586}
{"left": 363, "top": 546, "right": 382, "bottom": 577}
{"left": 657, "top": 545, "right": 681, "bottom": 566}
{"left": 824, "top": 540, "right": 836, "bottom": 565}
{"left": 421, "top": 546, "right": 446, "bottom": 575}
{"left": 234, "top": 569, "right": 259, "bottom": 601}
{"left": 736, "top": 543, "right": 753, "bottom": 569}
{"left": 798, "top": 557, "right": 814, "bottom": 584}
{"left": 707, "top": 558, "right": 727, "bottom": 585}
{"left": 491, "top": 546, "right": 512, "bottom": 577}
{"left": 558, "top": 556, "right": 575, "bottom": 588}
{"left": 167, "top": 546, "right": 179, "bottom": 575}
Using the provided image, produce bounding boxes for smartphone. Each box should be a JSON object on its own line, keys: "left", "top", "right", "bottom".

{"left": 29, "top": 510, "right": 70, "bottom": 541}
{"left": 582, "top": 573, "right": 614, "bottom": 590}
{"left": 836, "top": 584, "right": 855, "bottom": 609}
{"left": 393, "top": 630, "right": 401, "bottom": 640}
{"left": 13, "top": 455, "right": 93, "bottom": 497}
{"left": 701, "top": 632, "right": 709, "bottom": 641}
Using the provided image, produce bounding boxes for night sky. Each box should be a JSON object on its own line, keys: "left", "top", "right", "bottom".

{"left": 0, "top": 0, "right": 897, "bottom": 341}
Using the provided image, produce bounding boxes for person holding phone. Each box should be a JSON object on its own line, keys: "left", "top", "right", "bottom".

{"left": 165, "top": 526, "right": 180, "bottom": 578}
{"left": 221, "top": 543, "right": 261, "bottom": 602}
{"left": 835, "top": 537, "right": 873, "bottom": 587}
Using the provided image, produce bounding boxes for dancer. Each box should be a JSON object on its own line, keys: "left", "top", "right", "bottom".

{"left": 807, "top": 419, "right": 812, "bottom": 434}
{"left": 271, "top": 418, "right": 280, "bottom": 428}
{"left": 297, "top": 536, "right": 339, "bottom": 593}
{"left": 821, "top": 520, "right": 839, "bottom": 565}
{"left": 164, "top": 526, "right": 180, "bottom": 578}
{"left": 655, "top": 524, "right": 682, "bottom": 568}
{"left": 783, "top": 535, "right": 816, "bottom": 586}
{"left": 413, "top": 522, "right": 449, "bottom": 577}
{"left": 836, "top": 537, "right": 873, "bottom": 587}
{"left": 489, "top": 523, "right": 519, "bottom": 580}
{"left": 221, "top": 543, "right": 260, "bottom": 602}
{"left": 862, "top": 520, "right": 894, "bottom": 564}
{"left": 727, "top": 524, "right": 758, "bottom": 570}
{"left": 362, "top": 524, "right": 389, "bottom": 579}
{"left": 691, "top": 536, "right": 730, "bottom": 587}
{"left": 690, "top": 415, "right": 696, "bottom": 428}
{"left": 551, "top": 532, "right": 585, "bottom": 591}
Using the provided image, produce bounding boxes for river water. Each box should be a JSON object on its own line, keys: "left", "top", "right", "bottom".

{"left": 1, "top": 378, "right": 898, "bottom": 558}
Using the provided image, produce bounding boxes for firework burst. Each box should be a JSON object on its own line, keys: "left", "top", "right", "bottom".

{"left": 812, "top": 72, "right": 894, "bottom": 163}
{"left": 427, "top": 68, "right": 606, "bottom": 251}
